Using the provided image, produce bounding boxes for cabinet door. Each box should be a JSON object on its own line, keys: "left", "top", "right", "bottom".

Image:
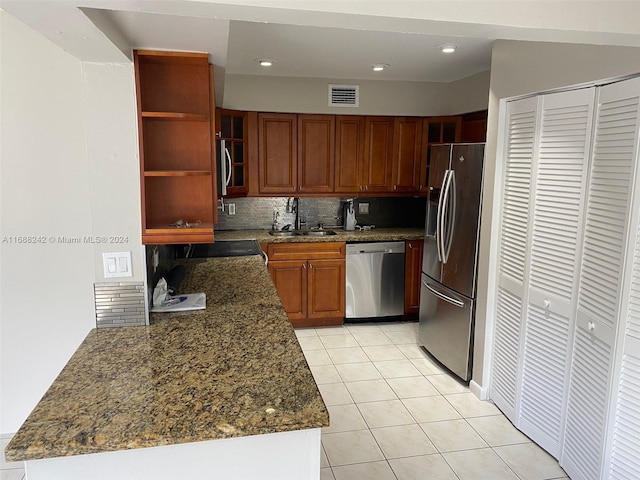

{"left": 519, "top": 88, "right": 594, "bottom": 458}
{"left": 562, "top": 76, "right": 640, "bottom": 480}
{"left": 258, "top": 113, "right": 297, "bottom": 194}
{"left": 392, "top": 117, "right": 423, "bottom": 192}
{"left": 308, "top": 259, "right": 345, "bottom": 321}
{"left": 298, "top": 115, "right": 335, "bottom": 193}
{"left": 404, "top": 240, "right": 424, "bottom": 315}
{"left": 268, "top": 260, "right": 307, "bottom": 323}
{"left": 490, "top": 97, "right": 539, "bottom": 421}
{"left": 335, "top": 116, "right": 365, "bottom": 193}
{"left": 363, "top": 117, "right": 394, "bottom": 192}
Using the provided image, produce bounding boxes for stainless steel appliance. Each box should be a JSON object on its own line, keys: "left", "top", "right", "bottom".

{"left": 179, "top": 239, "right": 263, "bottom": 258}
{"left": 419, "top": 143, "right": 485, "bottom": 381}
{"left": 346, "top": 242, "right": 405, "bottom": 319}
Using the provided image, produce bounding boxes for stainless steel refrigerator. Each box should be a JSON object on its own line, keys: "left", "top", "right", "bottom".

{"left": 418, "top": 143, "right": 485, "bottom": 381}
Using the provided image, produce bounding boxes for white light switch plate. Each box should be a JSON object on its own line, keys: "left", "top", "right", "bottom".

{"left": 103, "top": 252, "right": 133, "bottom": 278}
{"left": 359, "top": 203, "right": 369, "bottom": 214}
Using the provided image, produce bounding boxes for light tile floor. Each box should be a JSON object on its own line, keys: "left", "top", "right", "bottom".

{"left": 299, "top": 321, "right": 570, "bottom": 480}
{"left": 0, "top": 321, "right": 569, "bottom": 480}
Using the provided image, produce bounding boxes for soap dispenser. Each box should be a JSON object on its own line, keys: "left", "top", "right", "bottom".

{"left": 344, "top": 199, "right": 357, "bottom": 231}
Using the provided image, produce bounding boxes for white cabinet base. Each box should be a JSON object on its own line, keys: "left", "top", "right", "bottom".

{"left": 24, "top": 428, "right": 322, "bottom": 480}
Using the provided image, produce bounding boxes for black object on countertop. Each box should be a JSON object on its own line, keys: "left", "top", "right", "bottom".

{"left": 176, "top": 239, "right": 263, "bottom": 259}
{"left": 165, "top": 265, "right": 186, "bottom": 295}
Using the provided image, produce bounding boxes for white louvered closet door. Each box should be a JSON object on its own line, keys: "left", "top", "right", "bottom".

{"left": 490, "top": 97, "right": 539, "bottom": 421}
{"left": 562, "top": 77, "right": 640, "bottom": 480}
{"left": 519, "top": 88, "right": 594, "bottom": 458}
{"left": 606, "top": 76, "right": 640, "bottom": 480}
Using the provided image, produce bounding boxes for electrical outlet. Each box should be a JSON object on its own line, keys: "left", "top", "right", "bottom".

{"left": 359, "top": 203, "right": 369, "bottom": 215}
{"left": 228, "top": 203, "right": 236, "bottom": 215}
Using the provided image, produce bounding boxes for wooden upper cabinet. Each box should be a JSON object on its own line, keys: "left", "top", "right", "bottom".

{"left": 363, "top": 117, "right": 394, "bottom": 192}
{"left": 258, "top": 113, "right": 297, "bottom": 194}
{"left": 335, "top": 116, "right": 365, "bottom": 194}
{"left": 419, "top": 116, "right": 462, "bottom": 193}
{"left": 298, "top": 115, "right": 335, "bottom": 193}
{"left": 460, "top": 110, "right": 488, "bottom": 142}
{"left": 392, "top": 117, "right": 423, "bottom": 192}
{"left": 216, "top": 109, "right": 248, "bottom": 196}
{"left": 134, "top": 50, "right": 216, "bottom": 245}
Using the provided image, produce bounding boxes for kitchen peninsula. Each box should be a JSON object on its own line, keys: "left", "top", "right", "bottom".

{"left": 5, "top": 255, "right": 329, "bottom": 480}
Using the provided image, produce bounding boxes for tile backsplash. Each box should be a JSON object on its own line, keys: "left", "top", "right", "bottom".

{"left": 216, "top": 196, "right": 426, "bottom": 230}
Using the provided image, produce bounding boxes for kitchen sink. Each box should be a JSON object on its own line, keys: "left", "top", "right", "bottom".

{"left": 303, "top": 230, "right": 337, "bottom": 236}
{"left": 268, "top": 230, "right": 301, "bottom": 237}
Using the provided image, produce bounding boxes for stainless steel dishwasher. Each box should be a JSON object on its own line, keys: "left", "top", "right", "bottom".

{"left": 345, "top": 242, "right": 405, "bottom": 320}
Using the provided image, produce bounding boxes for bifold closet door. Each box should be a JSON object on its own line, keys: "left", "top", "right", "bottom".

{"left": 602, "top": 76, "right": 640, "bottom": 480}
{"left": 490, "top": 96, "right": 538, "bottom": 421}
{"left": 519, "top": 88, "right": 594, "bottom": 458}
{"left": 608, "top": 213, "right": 640, "bottom": 480}
{"left": 562, "top": 76, "right": 640, "bottom": 480}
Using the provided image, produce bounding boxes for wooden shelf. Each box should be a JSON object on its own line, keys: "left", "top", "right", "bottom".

{"left": 144, "top": 171, "right": 211, "bottom": 177}
{"left": 141, "top": 112, "right": 209, "bottom": 121}
{"left": 135, "top": 49, "right": 217, "bottom": 245}
{"left": 144, "top": 222, "right": 214, "bottom": 233}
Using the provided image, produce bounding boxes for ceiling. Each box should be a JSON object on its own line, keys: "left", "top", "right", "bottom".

{"left": 97, "top": 10, "right": 494, "bottom": 83}
{"left": 2, "top": 1, "right": 639, "bottom": 96}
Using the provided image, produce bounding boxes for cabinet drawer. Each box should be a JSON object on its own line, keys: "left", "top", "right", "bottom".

{"left": 266, "top": 242, "right": 345, "bottom": 261}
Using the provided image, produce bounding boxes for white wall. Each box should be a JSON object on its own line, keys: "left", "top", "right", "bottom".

{"left": 223, "top": 74, "right": 452, "bottom": 116}
{"left": 0, "top": 12, "right": 144, "bottom": 433}
{"left": 449, "top": 70, "right": 491, "bottom": 114}
{"left": 0, "top": 11, "right": 96, "bottom": 433}
{"left": 81, "top": 62, "right": 143, "bottom": 283}
{"left": 473, "top": 40, "right": 640, "bottom": 392}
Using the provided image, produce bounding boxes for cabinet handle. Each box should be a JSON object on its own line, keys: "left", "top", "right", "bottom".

{"left": 394, "top": 185, "right": 397, "bottom": 191}
{"left": 408, "top": 242, "right": 413, "bottom": 248}
{"left": 588, "top": 321, "right": 595, "bottom": 332}
{"left": 303, "top": 263, "right": 306, "bottom": 269}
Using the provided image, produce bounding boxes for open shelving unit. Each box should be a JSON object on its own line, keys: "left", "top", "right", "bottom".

{"left": 134, "top": 50, "right": 217, "bottom": 244}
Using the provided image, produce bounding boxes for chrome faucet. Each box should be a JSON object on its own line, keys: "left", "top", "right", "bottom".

{"left": 293, "top": 198, "right": 306, "bottom": 230}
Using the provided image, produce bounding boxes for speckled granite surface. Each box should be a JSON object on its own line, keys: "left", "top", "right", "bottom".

{"left": 5, "top": 256, "right": 328, "bottom": 462}
{"left": 215, "top": 227, "right": 424, "bottom": 243}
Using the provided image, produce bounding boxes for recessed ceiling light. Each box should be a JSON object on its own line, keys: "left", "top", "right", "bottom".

{"left": 256, "top": 58, "right": 275, "bottom": 67}
{"left": 438, "top": 44, "right": 457, "bottom": 54}
{"left": 371, "top": 64, "right": 389, "bottom": 72}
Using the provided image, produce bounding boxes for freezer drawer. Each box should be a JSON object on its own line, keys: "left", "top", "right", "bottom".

{"left": 418, "top": 274, "right": 474, "bottom": 381}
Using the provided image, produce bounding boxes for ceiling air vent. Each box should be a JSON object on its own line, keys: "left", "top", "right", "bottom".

{"left": 329, "top": 84, "right": 359, "bottom": 107}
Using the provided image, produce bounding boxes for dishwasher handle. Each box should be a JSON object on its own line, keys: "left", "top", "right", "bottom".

{"left": 422, "top": 280, "right": 465, "bottom": 308}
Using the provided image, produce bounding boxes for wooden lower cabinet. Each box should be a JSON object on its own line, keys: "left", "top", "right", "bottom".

{"left": 404, "top": 239, "right": 424, "bottom": 317}
{"left": 265, "top": 242, "right": 345, "bottom": 328}
{"left": 268, "top": 260, "right": 307, "bottom": 322}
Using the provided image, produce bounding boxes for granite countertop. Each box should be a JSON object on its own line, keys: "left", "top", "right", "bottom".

{"left": 6, "top": 256, "right": 328, "bottom": 462}
{"left": 215, "top": 227, "right": 424, "bottom": 243}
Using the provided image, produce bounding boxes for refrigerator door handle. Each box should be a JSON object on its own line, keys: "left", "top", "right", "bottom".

{"left": 436, "top": 170, "right": 450, "bottom": 262}
{"left": 439, "top": 169, "right": 454, "bottom": 263}
{"left": 422, "top": 280, "right": 465, "bottom": 308}
{"left": 444, "top": 170, "right": 456, "bottom": 263}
